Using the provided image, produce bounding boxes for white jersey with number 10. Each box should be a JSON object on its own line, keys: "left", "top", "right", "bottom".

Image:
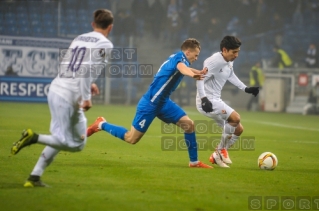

{"left": 50, "top": 31, "right": 113, "bottom": 105}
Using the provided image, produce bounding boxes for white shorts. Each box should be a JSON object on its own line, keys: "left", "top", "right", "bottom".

{"left": 196, "top": 97, "right": 234, "bottom": 127}
{"left": 47, "top": 91, "right": 87, "bottom": 151}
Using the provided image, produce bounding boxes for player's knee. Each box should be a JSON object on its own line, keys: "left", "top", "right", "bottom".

{"left": 229, "top": 112, "right": 241, "bottom": 125}
{"left": 234, "top": 114, "right": 241, "bottom": 124}
{"left": 71, "top": 143, "right": 86, "bottom": 152}
{"left": 240, "top": 124, "right": 244, "bottom": 133}
{"left": 127, "top": 137, "right": 141, "bottom": 144}
{"left": 236, "top": 124, "right": 244, "bottom": 135}
{"left": 69, "top": 136, "right": 86, "bottom": 152}
{"left": 182, "top": 120, "right": 194, "bottom": 133}
{"left": 125, "top": 133, "right": 141, "bottom": 144}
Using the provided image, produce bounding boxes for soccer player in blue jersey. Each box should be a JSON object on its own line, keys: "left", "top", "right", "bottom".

{"left": 87, "top": 38, "right": 212, "bottom": 168}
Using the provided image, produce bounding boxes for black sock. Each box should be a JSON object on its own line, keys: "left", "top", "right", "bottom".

{"left": 31, "top": 133, "right": 39, "bottom": 144}
{"left": 28, "top": 175, "right": 40, "bottom": 182}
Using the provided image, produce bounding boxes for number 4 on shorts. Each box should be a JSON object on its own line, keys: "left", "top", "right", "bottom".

{"left": 139, "top": 119, "right": 146, "bottom": 128}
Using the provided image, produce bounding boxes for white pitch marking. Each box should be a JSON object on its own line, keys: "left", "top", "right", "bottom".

{"left": 186, "top": 111, "right": 319, "bottom": 132}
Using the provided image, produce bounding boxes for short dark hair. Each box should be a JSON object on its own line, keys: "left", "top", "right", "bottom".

{"left": 220, "top": 36, "right": 241, "bottom": 51}
{"left": 181, "top": 38, "right": 201, "bottom": 51}
{"left": 93, "top": 9, "right": 113, "bottom": 29}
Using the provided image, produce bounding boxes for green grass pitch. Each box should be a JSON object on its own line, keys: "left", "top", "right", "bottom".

{"left": 0, "top": 102, "right": 318, "bottom": 211}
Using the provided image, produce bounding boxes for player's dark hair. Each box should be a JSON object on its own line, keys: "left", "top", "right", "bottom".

{"left": 93, "top": 9, "right": 113, "bottom": 29}
{"left": 181, "top": 38, "right": 201, "bottom": 51}
{"left": 220, "top": 36, "right": 241, "bottom": 51}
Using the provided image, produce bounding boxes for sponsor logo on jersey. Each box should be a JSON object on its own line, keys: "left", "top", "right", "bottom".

{"left": 99, "top": 48, "right": 105, "bottom": 57}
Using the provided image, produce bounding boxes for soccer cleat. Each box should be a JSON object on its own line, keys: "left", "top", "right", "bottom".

{"left": 24, "top": 180, "right": 49, "bottom": 188}
{"left": 87, "top": 117, "right": 106, "bottom": 137}
{"left": 218, "top": 148, "right": 232, "bottom": 164}
{"left": 11, "top": 129, "right": 37, "bottom": 155}
{"left": 209, "top": 152, "right": 230, "bottom": 168}
{"left": 189, "top": 161, "right": 213, "bottom": 168}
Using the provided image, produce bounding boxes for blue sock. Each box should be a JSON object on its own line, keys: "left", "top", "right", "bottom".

{"left": 100, "top": 122, "right": 128, "bottom": 141}
{"left": 184, "top": 132, "right": 198, "bottom": 162}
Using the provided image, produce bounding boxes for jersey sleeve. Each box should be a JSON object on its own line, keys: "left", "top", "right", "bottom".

{"left": 90, "top": 40, "right": 113, "bottom": 84}
{"left": 228, "top": 70, "right": 247, "bottom": 90}
{"left": 94, "top": 40, "right": 114, "bottom": 63}
{"left": 174, "top": 52, "right": 189, "bottom": 68}
{"left": 197, "top": 55, "right": 224, "bottom": 98}
{"left": 80, "top": 77, "right": 91, "bottom": 101}
{"left": 80, "top": 40, "right": 113, "bottom": 101}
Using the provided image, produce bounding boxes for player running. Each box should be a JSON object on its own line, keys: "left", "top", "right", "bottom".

{"left": 87, "top": 38, "right": 213, "bottom": 168}
{"left": 196, "top": 35, "right": 259, "bottom": 168}
{"left": 11, "top": 9, "right": 114, "bottom": 187}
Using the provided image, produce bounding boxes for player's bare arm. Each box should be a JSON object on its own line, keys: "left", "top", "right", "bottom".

{"left": 177, "top": 62, "right": 204, "bottom": 80}
{"left": 190, "top": 67, "right": 208, "bottom": 75}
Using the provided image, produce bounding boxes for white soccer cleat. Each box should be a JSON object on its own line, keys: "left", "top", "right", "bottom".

{"left": 217, "top": 148, "right": 232, "bottom": 164}
{"left": 209, "top": 152, "right": 229, "bottom": 168}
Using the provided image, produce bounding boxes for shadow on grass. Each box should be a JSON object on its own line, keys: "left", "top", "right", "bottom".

{"left": 0, "top": 183, "right": 27, "bottom": 189}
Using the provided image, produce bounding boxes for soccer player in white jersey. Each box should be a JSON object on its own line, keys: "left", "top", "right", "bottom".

{"left": 196, "top": 36, "right": 259, "bottom": 168}
{"left": 10, "top": 9, "right": 114, "bottom": 187}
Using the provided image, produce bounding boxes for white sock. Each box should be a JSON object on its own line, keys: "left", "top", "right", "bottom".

{"left": 98, "top": 121, "right": 106, "bottom": 129}
{"left": 224, "top": 123, "right": 236, "bottom": 134}
{"left": 30, "top": 146, "right": 59, "bottom": 176}
{"left": 189, "top": 161, "right": 199, "bottom": 165}
{"left": 226, "top": 134, "right": 240, "bottom": 149}
{"left": 217, "top": 134, "right": 229, "bottom": 149}
{"left": 218, "top": 124, "right": 236, "bottom": 150}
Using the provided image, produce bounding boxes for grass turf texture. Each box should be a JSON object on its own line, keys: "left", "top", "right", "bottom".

{"left": 0, "top": 102, "right": 318, "bottom": 211}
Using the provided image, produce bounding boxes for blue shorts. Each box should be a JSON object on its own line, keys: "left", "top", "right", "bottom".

{"left": 132, "top": 97, "right": 186, "bottom": 133}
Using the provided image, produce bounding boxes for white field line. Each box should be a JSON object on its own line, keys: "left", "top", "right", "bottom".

{"left": 186, "top": 111, "right": 319, "bottom": 132}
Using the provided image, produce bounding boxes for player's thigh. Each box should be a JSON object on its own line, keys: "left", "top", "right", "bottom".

{"left": 70, "top": 108, "right": 87, "bottom": 149}
{"left": 48, "top": 91, "right": 60, "bottom": 136}
{"left": 125, "top": 125, "right": 145, "bottom": 143}
{"left": 212, "top": 100, "right": 234, "bottom": 121}
{"left": 59, "top": 105, "right": 87, "bottom": 151}
{"left": 196, "top": 103, "right": 225, "bottom": 127}
{"left": 132, "top": 111, "right": 155, "bottom": 133}
{"left": 48, "top": 92, "right": 86, "bottom": 151}
{"left": 132, "top": 98, "right": 157, "bottom": 133}
{"left": 157, "top": 100, "right": 186, "bottom": 125}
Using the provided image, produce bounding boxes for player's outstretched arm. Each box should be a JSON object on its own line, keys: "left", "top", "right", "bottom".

{"left": 196, "top": 66, "right": 212, "bottom": 112}
{"left": 177, "top": 62, "right": 204, "bottom": 80}
{"left": 190, "top": 67, "right": 208, "bottom": 75}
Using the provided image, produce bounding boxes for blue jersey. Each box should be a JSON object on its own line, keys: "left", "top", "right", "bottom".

{"left": 143, "top": 51, "right": 190, "bottom": 105}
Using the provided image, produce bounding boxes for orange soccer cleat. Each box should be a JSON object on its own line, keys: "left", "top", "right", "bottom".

{"left": 189, "top": 161, "right": 213, "bottom": 168}
{"left": 87, "top": 117, "right": 106, "bottom": 137}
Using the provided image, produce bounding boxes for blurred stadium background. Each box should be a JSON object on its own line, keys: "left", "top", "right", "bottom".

{"left": 0, "top": 0, "right": 318, "bottom": 113}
